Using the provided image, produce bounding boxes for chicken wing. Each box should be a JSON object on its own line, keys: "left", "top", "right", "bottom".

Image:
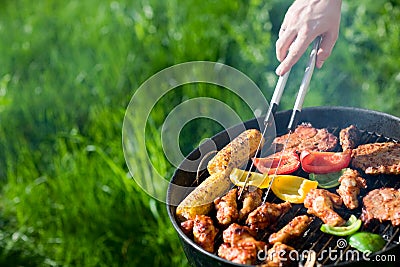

{"left": 180, "top": 215, "right": 218, "bottom": 253}
{"left": 218, "top": 244, "right": 258, "bottom": 265}
{"left": 246, "top": 202, "right": 292, "bottom": 231}
{"left": 268, "top": 215, "right": 313, "bottom": 244}
{"left": 221, "top": 223, "right": 262, "bottom": 248}
{"left": 259, "top": 242, "right": 296, "bottom": 267}
{"left": 304, "top": 189, "right": 345, "bottom": 226}
{"left": 238, "top": 186, "right": 263, "bottom": 221}
{"left": 218, "top": 223, "right": 266, "bottom": 265}
{"left": 180, "top": 219, "right": 194, "bottom": 236}
{"left": 214, "top": 188, "right": 239, "bottom": 226}
{"left": 337, "top": 169, "right": 367, "bottom": 209}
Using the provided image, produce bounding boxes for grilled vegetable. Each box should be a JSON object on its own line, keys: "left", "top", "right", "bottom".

{"left": 207, "top": 129, "right": 264, "bottom": 175}
{"left": 348, "top": 232, "right": 386, "bottom": 253}
{"left": 309, "top": 170, "right": 343, "bottom": 188}
{"left": 252, "top": 150, "right": 300, "bottom": 175}
{"left": 320, "top": 215, "right": 361, "bottom": 236}
{"left": 300, "top": 150, "right": 352, "bottom": 174}
{"left": 270, "top": 175, "right": 318, "bottom": 204}
{"left": 229, "top": 168, "right": 271, "bottom": 188}
{"left": 176, "top": 171, "right": 232, "bottom": 221}
{"left": 177, "top": 129, "right": 264, "bottom": 221}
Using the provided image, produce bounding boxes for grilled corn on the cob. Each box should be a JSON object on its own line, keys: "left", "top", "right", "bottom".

{"left": 176, "top": 171, "right": 231, "bottom": 221}
{"left": 207, "top": 129, "right": 264, "bottom": 175}
{"left": 176, "top": 129, "right": 264, "bottom": 221}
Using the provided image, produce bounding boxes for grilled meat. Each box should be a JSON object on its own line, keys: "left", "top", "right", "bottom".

{"left": 221, "top": 223, "right": 259, "bottom": 247}
{"left": 304, "top": 189, "right": 345, "bottom": 226}
{"left": 351, "top": 142, "right": 400, "bottom": 175}
{"left": 238, "top": 186, "right": 263, "bottom": 221}
{"left": 268, "top": 215, "right": 313, "bottom": 244}
{"left": 180, "top": 215, "right": 218, "bottom": 253}
{"left": 273, "top": 123, "right": 337, "bottom": 153}
{"left": 259, "top": 242, "right": 295, "bottom": 267}
{"left": 273, "top": 124, "right": 317, "bottom": 151}
{"left": 361, "top": 187, "right": 400, "bottom": 227}
{"left": 180, "top": 219, "right": 195, "bottom": 236}
{"left": 246, "top": 202, "right": 292, "bottom": 231}
{"left": 218, "top": 223, "right": 266, "bottom": 265}
{"left": 214, "top": 188, "right": 239, "bottom": 226}
{"left": 339, "top": 125, "right": 360, "bottom": 151}
{"left": 218, "top": 244, "right": 258, "bottom": 265}
{"left": 337, "top": 169, "right": 367, "bottom": 209}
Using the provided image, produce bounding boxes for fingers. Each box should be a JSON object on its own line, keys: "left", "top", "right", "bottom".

{"left": 275, "top": 34, "right": 313, "bottom": 76}
{"left": 316, "top": 32, "right": 338, "bottom": 68}
{"left": 276, "top": 29, "right": 297, "bottom": 62}
{"left": 278, "top": 18, "right": 289, "bottom": 38}
{"left": 276, "top": 30, "right": 339, "bottom": 75}
{"left": 274, "top": 0, "right": 342, "bottom": 75}
{"left": 276, "top": 10, "right": 295, "bottom": 62}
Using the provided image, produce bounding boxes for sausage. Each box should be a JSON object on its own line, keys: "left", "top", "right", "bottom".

{"left": 207, "top": 129, "right": 264, "bottom": 175}
{"left": 176, "top": 129, "right": 264, "bottom": 221}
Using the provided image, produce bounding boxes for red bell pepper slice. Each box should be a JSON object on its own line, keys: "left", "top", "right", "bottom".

{"left": 300, "top": 150, "right": 352, "bottom": 174}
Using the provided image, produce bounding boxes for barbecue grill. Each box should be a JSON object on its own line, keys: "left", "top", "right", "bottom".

{"left": 167, "top": 106, "right": 400, "bottom": 266}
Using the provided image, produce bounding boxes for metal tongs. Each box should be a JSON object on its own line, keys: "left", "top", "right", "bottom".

{"left": 238, "top": 36, "right": 322, "bottom": 200}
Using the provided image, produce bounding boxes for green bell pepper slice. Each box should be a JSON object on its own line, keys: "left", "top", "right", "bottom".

{"left": 309, "top": 169, "right": 345, "bottom": 188}
{"left": 320, "top": 215, "right": 362, "bottom": 236}
{"left": 348, "top": 232, "right": 386, "bottom": 253}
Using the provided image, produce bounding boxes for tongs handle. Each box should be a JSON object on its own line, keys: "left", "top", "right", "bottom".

{"left": 239, "top": 67, "right": 291, "bottom": 200}
{"left": 264, "top": 70, "right": 291, "bottom": 125}
{"left": 287, "top": 36, "right": 322, "bottom": 131}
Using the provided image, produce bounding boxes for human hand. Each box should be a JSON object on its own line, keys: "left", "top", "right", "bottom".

{"left": 275, "top": 0, "right": 342, "bottom": 76}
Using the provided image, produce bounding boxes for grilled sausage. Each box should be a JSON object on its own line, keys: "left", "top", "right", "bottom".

{"left": 176, "top": 129, "right": 264, "bottom": 221}
{"left": 207, "top": 129, "right": 264, "bottom": 175}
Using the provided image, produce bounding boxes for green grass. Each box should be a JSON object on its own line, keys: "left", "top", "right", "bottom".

{"left": 0, "top": 0, "right": 399, "bottom": 266}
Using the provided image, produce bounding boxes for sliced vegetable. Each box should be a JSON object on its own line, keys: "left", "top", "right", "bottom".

{"left": 309, "top": 169, "right": 346, "bottom": 188}
{"left": 348, "top": 232, "right": 386, "bottom": 253}
{"left": 320, "top": 215, "right": 362, "bottom": 236}
{"left": 270, "top": 175, "right": 318, "bottom": 203}
{"left": 252, "top": 150, "right": 300, "bottom": 175}
{"left": 230, "top": 170, "right": 318, "bottom": 203}
{"left": 300, "top": 150, "right": 352, "bottom": 174}
{"left": 229, "top": 168, "right": 271, "bottom": 188}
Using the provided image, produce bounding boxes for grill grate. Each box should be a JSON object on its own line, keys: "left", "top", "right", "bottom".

{"left": 184, "top": 126, "right": 400, "bottom": 266}
{"left": 259, "top": 127, "right": 400, "bottom": 266}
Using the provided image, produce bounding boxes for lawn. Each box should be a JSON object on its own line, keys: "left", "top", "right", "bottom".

{"left": 0, "top": 0, "right": 399, "bottom": 266}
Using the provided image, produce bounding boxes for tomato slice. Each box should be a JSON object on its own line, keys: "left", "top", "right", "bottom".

{"left": 252, "top": 150, "right": 300, "bottom": 175}
{"left": 300, "top": 150, "right": 352, "bottom": 174}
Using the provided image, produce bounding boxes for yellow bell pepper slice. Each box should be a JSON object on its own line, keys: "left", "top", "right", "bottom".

{"left": 271, "top": 175, "right": 318, "bottom": 204}
{"left": 229, "top": 168, "right": 271, "bottom": 188}
{"left": 230, "top": 169, "right": 317, "bottom": 204}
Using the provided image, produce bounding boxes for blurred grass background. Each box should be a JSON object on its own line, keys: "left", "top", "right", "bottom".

{"left": 0, "top": 0, "right": 399, "bottom": 266}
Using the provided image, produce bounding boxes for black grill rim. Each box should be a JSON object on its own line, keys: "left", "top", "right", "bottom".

{"left": 166, "top": 106, "right": 400, "bottom": 267}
